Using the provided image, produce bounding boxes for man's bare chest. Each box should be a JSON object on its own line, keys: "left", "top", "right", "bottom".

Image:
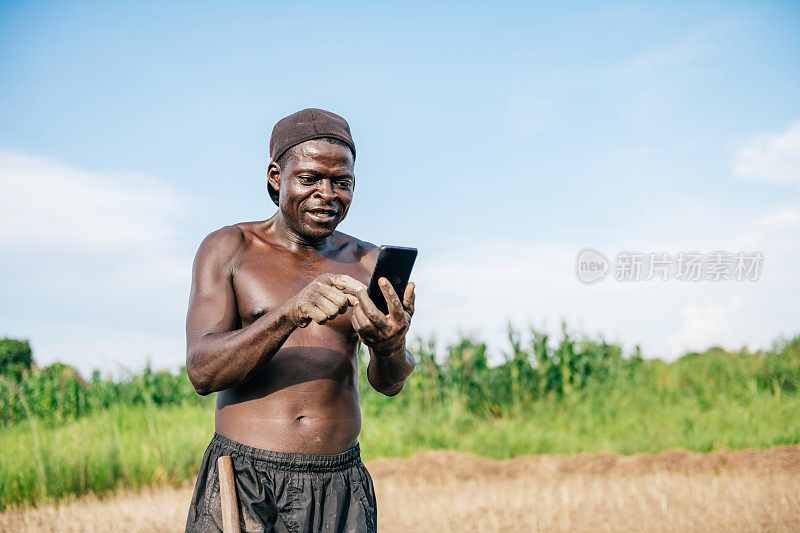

{"left": 232, "top": 247, "right": 371, "bottom": 328}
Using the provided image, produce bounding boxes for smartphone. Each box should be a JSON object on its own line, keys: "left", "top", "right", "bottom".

{"left": 366, "top": 245, "right": 418, "bottom": 314}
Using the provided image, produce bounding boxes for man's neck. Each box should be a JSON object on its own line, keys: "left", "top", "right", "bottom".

{"left": 270, "top": 213, "right": 333, "bottom": 253}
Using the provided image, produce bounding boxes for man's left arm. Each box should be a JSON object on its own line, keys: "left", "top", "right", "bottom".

{"left": 351, "top": 278, "right": 416, "bottom": 396}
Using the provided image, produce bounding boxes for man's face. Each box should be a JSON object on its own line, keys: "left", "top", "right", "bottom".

{"left": 270, "top": 139, "right": 355, "bottom": 240}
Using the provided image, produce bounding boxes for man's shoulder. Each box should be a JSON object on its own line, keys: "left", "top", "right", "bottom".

{"left": 194, "top": 225, "right": 247, "bottom": 267}
{"left": 199, "top": 224, "right": 247, "bottom": 250}
{"left": 332, "top": 230, "right": 379, "bottom": 262}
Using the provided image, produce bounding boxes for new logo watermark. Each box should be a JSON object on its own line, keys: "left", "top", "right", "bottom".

{"left": 575, "top": 248, "right": 609, "bottom": 284}
{"left": 575, "top": 249, "right": 763, "bottom": 284}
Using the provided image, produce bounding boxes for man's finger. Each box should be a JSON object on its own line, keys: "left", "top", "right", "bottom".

{"left": 328, "top": 274, "right": 367, "bottom": 295}
{"left": 319, "top": 284, "right": 351, "bottom": 309}
{"left": 351, "top": 304, "right": 372, "bottom": 333}
{"left": 352, "top": 304, "right": 380, "bottom": 337}
{"left": 307, "top": 307, "right": 329, "bottom": 324}
{"left": 402, "top": 282, "right": 415, "bottom": 317}
{"left": 350, "top": 305, "right": 364, "bottom": 331}
{"left": 379, "top": 277, "right": 405, "bottom": 321}
{"left": 355, "top": 287, "right": 388, "bottom": 328}
{"left": 315, "top": 296, "right": 342, "bottom": 319}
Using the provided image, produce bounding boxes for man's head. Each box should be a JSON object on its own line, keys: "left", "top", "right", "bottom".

{"left": 267, "top": 109, "right": 356, "bottom": 240}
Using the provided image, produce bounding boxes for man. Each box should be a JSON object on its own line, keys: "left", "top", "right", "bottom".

{"left": 184, "top": 108, "right": 416, "bottom": 532}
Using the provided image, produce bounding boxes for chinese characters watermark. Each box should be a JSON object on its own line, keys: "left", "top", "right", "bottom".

{"left": 576, "top": 249, "right": 763, "bottom": 284}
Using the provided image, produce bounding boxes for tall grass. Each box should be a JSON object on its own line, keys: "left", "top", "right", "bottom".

{"left": 359, "top": 327, "right": 800, "bottom": 457}
{"left": 0, "top": 363, "right": 206, "bottom": 425}
{"left": 0, "top": 404, "right": 212, "bottom": 509}
{"left": 0, "top": 326, "right": 798, "bottom": 510}
{"left": 360, "top": 325, "right": 799, "bottom": 419}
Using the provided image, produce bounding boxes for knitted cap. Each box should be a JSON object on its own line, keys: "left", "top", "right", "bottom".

{"left": 268, "top": 108, "right": 356, "bottom": 206}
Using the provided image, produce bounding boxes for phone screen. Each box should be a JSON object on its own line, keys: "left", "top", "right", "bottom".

{"left": 366, "top": 246, "right": 418, "bottom": 314}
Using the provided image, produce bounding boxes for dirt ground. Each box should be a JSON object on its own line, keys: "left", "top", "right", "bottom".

{"left": 2, "top": 445, "right": 798, "bottom": 532}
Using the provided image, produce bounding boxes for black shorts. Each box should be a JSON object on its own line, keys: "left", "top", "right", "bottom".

{"left": 185, "top": 433, "right": 377, "bottom": 533}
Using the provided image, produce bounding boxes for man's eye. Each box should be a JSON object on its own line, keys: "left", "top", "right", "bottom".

{"left": 336, "top": 180, "right": 353, "bottom": 188}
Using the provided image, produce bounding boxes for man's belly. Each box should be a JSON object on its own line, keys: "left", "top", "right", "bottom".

{"left": 213, "top": 346, "right": 362, "bottom": 454}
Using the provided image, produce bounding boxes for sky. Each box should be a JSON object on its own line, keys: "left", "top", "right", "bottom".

{"left": 1, "top": 1, "right": 799, "bottom": 374}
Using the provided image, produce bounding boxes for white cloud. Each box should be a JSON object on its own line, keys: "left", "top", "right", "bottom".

{"left": 411, "top": 208, "right": 800, "bottom": 362}
{"left": 411, "top": 242, "right": 680, "bottom": 361}
{"left": 0, "top": 151, "right": 193, "bottom": 373}
{"left": 0, "top": 150, "right": 185, "bottom": 251}
{"left": 665, "top": 299, "right": 744, "bottom": 356}
{"left": 660, "top": 208, "right": 800, "bottom": 355}
{"left": 732, "top": 120, "right": 800, "bottom": 189}
{"left": 733, "top": 209, "right": 800, "bottom": 252}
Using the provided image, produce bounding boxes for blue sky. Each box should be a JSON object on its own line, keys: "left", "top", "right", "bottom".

{"left": 1, "top": 1, "right": 799, "bottom": 373}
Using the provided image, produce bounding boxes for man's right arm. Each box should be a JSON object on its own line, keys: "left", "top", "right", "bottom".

{"left": 185, "top": 226, "right": 295, "bottom": 395}
{"left": 185, "top": 226, "right": 366, "bottom": 395}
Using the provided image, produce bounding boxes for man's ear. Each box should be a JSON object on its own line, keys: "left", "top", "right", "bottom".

{"left": 267, "top": 160, "right": 281, "bottom": 193}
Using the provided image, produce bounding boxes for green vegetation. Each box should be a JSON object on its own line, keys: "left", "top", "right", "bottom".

{"left": 0, "top": 328, "right": 798, "bottom": 510}
{"left": 0, "top": 337, "right": 33, "bottom": 381}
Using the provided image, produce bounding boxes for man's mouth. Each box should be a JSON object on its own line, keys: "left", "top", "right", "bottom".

{"left": 305, "top": 208, "right": 338, "bottom": 223}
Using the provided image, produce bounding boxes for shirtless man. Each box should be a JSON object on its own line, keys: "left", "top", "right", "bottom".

{"left": 184, "top": 109, "right": 416, "bottom": 533}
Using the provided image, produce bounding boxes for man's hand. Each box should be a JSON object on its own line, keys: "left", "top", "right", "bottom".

{"left": 351, "top": 278, "right": 415, "bottom": 355}
{"left": 286, "top": 274, "right": 366, "bottom": 328}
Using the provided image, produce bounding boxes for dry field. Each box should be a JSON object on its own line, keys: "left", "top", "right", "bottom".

{"left": 2, "top": 445, "right": 798, "bottom": 532}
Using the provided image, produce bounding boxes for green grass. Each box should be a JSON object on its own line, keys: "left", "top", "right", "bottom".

{"left": 2, "top": 376, "right": 798, "bottom": 510}
{"left": 361, "top": 380, "right": 800, "bottom": 458}
{"left": 1, "top": 328, "right": 798, "bottom": 510}
{"left": 0, "top": 403, "right": 213, "bottom": 510}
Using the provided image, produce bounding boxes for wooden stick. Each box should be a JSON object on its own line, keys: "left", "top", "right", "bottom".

{"left": 217, "top": 455, "right": 240, "bottom": 533}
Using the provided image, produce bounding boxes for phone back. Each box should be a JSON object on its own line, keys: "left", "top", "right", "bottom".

{"left": 367, "top": 246, "right": 418, "bottom": 314}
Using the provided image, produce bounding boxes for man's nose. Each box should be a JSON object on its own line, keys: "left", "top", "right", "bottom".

{"left": 315, "top": 179, "right": 336, "bottom": 200}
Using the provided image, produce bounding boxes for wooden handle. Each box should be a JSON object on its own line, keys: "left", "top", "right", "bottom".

{"left": 217, "top": 455, "right": 240, "bottom": 533}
